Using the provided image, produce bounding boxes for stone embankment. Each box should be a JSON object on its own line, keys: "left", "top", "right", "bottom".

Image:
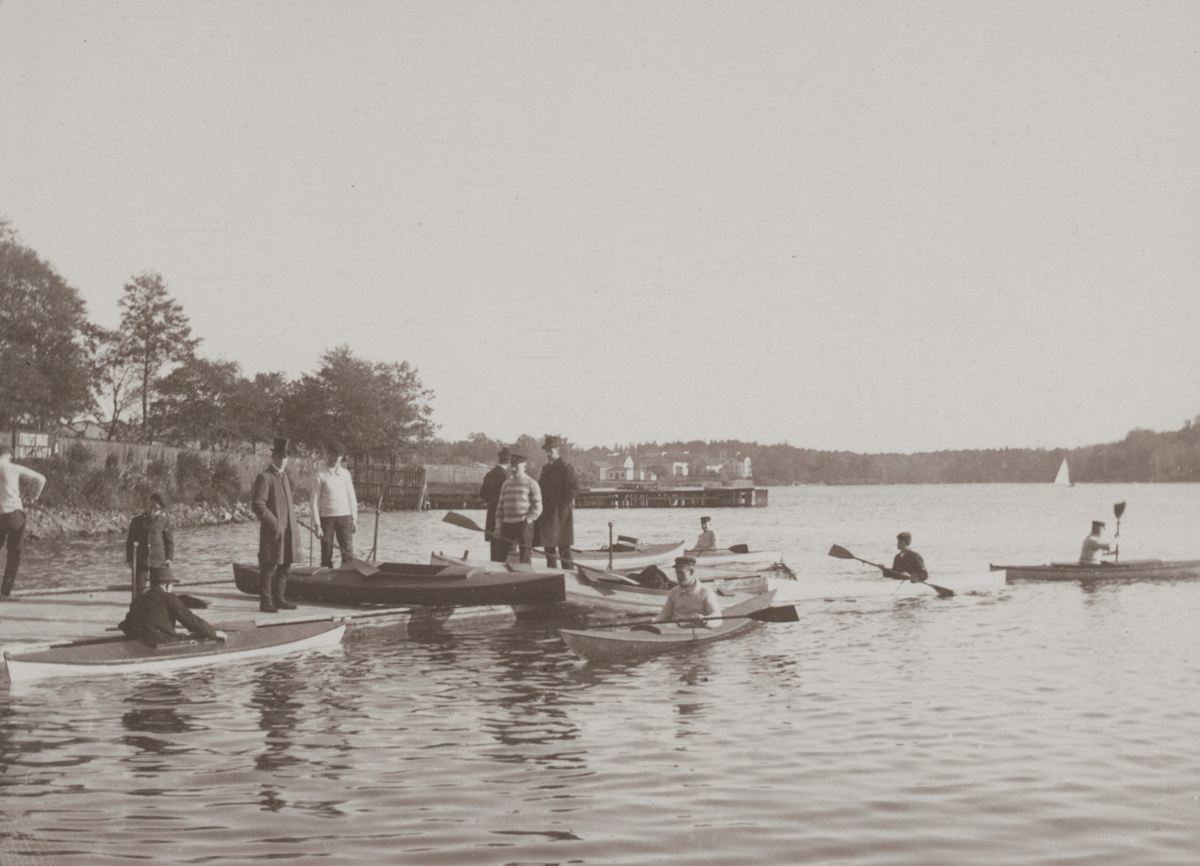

{"left": 25, "top": 502, "right": 260, "bottom": 540}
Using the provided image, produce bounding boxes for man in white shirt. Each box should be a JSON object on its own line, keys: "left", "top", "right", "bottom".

{"left": 311, "top": 440, "right": 358, "bottom": 568}
{"left": 0, "top": 445, "right": 46, "bottom": 598}
{"left": 693, "top": 516, "right": 719, "bottom": 551}
{"left": 1079, "top": 520, "right": 1113, "bottom": 564}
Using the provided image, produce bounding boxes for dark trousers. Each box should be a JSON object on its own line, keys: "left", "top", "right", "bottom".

{"left": 1, "top": 510, "right": 26, "bottom": 596}
{"left": 499, "top": 521, "right": 533, "bottom": 564}
{"left": 319, "top": 515, "right": 355, "bottom": 567}
{"left": 258, "top": 528, "right": 294, "bottom": 609}
{"left": 487, "top": 522, "right": 508, "bottom": 562}
{"left": 543, "top": 546, "right": 573, "bottom": 569}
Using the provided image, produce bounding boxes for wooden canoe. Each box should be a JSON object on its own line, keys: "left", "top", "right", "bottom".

{"left": 232, "top": 561, "right": 565, "bottom": 607}
{"left": 429, "top": 552, "right": 769, "bottom": 612}
{"left": 559, "top": 590, "right": 778, "bottom": 660}
{"left": 990, "top": 559, "right": 1200, "bottom": 582}
{"left": 4, "top": 620, "right": 345, "bottom": 682}
{"left": 684, "top": 546, "right": 784, "bottom": 567}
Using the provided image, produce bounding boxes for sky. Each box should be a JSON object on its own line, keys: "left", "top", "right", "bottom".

{"left": 1, "top": 1, "right": 1197, "bottom": 455}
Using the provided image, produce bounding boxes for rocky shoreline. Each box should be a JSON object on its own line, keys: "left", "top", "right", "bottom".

{"left": 25, "top": 502, "right": 261, "bottom": 540}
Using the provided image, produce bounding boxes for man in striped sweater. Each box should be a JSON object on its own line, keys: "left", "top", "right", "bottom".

{"left": 494, "top": 452, "right": 542, "bottom": 564}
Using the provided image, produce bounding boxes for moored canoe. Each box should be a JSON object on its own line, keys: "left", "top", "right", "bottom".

{"left": 559, "top": 590, "right": 778, "bottom": 659}
{"left": 232, "top": 561, "right": 565, "bottom": 607}
{"left": 4, "top": 619, "right": 345, "bottom": 682}
{"left": 991, "top": 559, "right": 1200, "bottom": 582}
{"left": 684, "top": 547, "right": 784, "bottom": 567}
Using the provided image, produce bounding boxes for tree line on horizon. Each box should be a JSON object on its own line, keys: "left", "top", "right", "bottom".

{"left": 5, "top": 220, "right": 1199, "bottom": 484}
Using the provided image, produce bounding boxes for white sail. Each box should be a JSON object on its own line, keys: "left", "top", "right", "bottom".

{"left": 1054, "top": 458, "right": 1070, "bottom": 486}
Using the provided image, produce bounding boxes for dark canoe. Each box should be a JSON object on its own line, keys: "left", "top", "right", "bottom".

{"left": 5, "top": 620, "right": 345, "bottom": 682}
{"left": 232, "top": 561, "right": 565, "bottom": 607}
{"left": 558, "top": 590, "right": 778, "bottom": 660}
{"left": 991, "top": 559, "right": 1200, "bottom": 582}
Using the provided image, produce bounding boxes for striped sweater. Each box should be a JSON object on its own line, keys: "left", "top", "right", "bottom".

{"left": 495, "top": 474, "right": 542, "bottom": 525}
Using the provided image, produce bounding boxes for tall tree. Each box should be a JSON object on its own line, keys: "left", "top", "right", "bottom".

{"left": 0, "top": 224, "right": 97, "bottom": 429}
{"left": 151, "top": 355, "right": 245, "bottom": 449}
{"left": 90, "top": 327, "right": 142, "bottom": 439}
{"left": 280, "top": 346, "right": 434, "bottom": 458}
{"left": 117, "top": 271, "right": 199, "bottom": 441}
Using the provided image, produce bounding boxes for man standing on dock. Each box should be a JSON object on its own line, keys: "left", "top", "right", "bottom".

{"left": 480, "top": 446, "right": 511, "bottom": 562}
{"left": 126, "top": 493, "right": 174, "bottom": 596}
{"left": 537, "top": 435, "right": 578, "bottom": 568}
{"left": 495, "top": 452, "right": 541, "bottom": 564}
{"left": 252, "top": 437, "right": 300, "bottom": 612}
{"left": 0, "top": 444, "right": 46, "bottom": 599}
{"left": 311, "top": 440, "right": 358, "bottom": 568}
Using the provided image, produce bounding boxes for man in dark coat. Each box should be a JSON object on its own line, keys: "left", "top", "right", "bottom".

{"left": 888, "top": 531, "right": 929, "bottom": 583}
{"left": 479, "top": 446, "right": 511, "bottom": 562}
{"left": 118, "top": 567, "right": 221, "bottom": 647}
{"left": 252, "top": 437, "right": 301, "bottom": 612}
{"left": 125, "top": 492, "right": 174, "bottom": 596}
{"left": 536, "top": 435, "right": 579, "bottom": 568}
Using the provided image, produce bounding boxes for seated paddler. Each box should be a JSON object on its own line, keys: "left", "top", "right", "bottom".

{"left": 654, "top": 556, "right": 722, "bottom": 626}
{"left": 118, "top": 566, "right": 223, "bottom": 647}
{"left": 886, "top": 532, "right": 928, "bottom": 583}
{"left": 1079, "top": 520, "right": 1115, "bottom": 564}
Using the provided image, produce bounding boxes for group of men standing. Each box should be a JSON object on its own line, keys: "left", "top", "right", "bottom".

{"left": 479, "top": 435, "right": 579, "bottom": 566}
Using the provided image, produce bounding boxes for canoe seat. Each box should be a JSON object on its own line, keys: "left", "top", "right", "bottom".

{"left": 613, "top": 535, "right": 639, "bottom": 552}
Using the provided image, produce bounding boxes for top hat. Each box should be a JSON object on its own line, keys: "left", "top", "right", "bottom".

{"left": 272, "top": 437, "right": 291, "bottom": 456}
{"left": 542, "top": 435, "right": 565, "bottom": 451}
{"left": 498, "top": 446, "right": 512, "bottom": 461}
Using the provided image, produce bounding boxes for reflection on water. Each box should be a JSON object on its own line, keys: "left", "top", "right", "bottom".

{"left": 2, "top": 485, "right": 1199, "bottom": 865}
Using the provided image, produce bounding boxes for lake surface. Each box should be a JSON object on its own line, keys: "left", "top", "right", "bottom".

{"left": 4, "top": 484, "right": 1199, "bottom": 865}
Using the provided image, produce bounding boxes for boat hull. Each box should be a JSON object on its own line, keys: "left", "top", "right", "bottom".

{"left": 991, "top": 559, "right": 1200, "bottom": 582}
{"left": 684, "top": 547, "right": 784, "bottom": 567}
{"left": 233, "top": 561, "right": 565, "bottom": 607}
{"left": 5, "top": 620, "right": 345, "bottom": 682}
{"left": 559, "top": 591, "right": 778, "bottom": 659}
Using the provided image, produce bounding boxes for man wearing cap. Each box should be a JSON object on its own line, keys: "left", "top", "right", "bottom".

{"left": 0, "top": 444, "right": 46, "bottom": 599}
{"left": 479, "top": 446, "right": 511, "bottom": 562}
{"left": 1079, "top": 520, "right": 1114, "bottom": 564}
{"left": 125, "top": 492, "right": 174, "bottom": 596}
{"left": 536, "top": 435, "right": 579, "bottom": 568}
{"left": 655, "top": 556, "right": 722, "bottom": 623}
{"left": 495, "top": 452, "right": 541, "bottom": 564}
{"left": 118, "top": 567, "right": 222, "bottom": 647}
{"left": 311, "top": 440, "right": 358, "bottom": 569}
{"left": 252, "top": 437, "right": 301, "bottom": 612}
{"left": 888, "top": 532, "right": 929, "bottom": 583}
{"left": 693, "top": 516, "right": 719, "bottom": 552}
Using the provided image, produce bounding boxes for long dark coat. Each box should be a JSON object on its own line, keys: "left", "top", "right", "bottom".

{"left": 536, "top": 458, "right": 579, "bottom": 547}
{"left": 126, "top": 511, "right": 174, "bottom": 570}
{"left": 479, "top": 464, "right": 508, "bottom": 534}
{"left": 252, "top": 464, "right": 302, "bottom": 567}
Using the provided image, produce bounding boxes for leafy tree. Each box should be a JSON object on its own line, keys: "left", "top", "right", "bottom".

{"left": 117, "top": 271, "right": 199, "bottom": 441}
{"left": 227, "top": 371, "right": 289, "bottom": 453}
{"left": 279, "top": 346, "right": 434, "bottom": 458}
{"left": 151, "top": 355, "right": 244, "bottom": 449}
{"left": 90, "top": 327, "right": 142, "bottom": 439}
{"left": 0, "top": 225, "right": 97, "bottom": 429}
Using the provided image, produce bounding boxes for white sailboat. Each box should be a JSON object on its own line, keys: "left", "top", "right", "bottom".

{"left": 1054, "top": 458, "right": 1071, "bottom": 486}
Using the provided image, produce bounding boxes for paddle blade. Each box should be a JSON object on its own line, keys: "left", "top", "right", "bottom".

{"left": 1114, "top": 501, "right": 1126, "bottom": 519}
{"left": 828, "top": 545, "right": 855, "bottom": 560}
{"left": 729, "top": 544, "right": 750, "bottom": 554}
{"left": 928, "top": 584, "right": 955, "bottom": 599}
{"left": 442, "top": 511, "right": 485, "bottom": 533}
{"left": 749, "top": 605, "right": 800, "bottom": 623}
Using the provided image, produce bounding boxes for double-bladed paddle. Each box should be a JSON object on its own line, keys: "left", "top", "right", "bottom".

{"left": 688, "top": 544, "right": 752, "bottom": 555}
{"left": 583, "top": 604, "right": 800, "bottom": 634}
{"left": 827, "top": 544, "right": 955, "bottom": 598}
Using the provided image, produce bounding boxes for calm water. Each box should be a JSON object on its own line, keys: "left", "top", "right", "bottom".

{"left": 3, "top": 484, "right": 1199, "bottom": 865}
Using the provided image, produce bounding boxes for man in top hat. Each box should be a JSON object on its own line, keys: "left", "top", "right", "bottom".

{"left": 655, "top": 555, "right": 722, "bottom": 624}
{"left": 1079, "top": 520, "right": 1114, "bottom": 564}
{"left": 536, "top": 435, "right": 579, "bottom": 568}
{"left": 479, "top": 446, "right": 512, "bottom": 562}
{"left": 495, "top": 452, "right": 541, "bottom": 564}
{"left": 693, "top": 516, "right": 719, "bottom": 551}
{"left": 126, "top": 492, "right": 174, "bottom": 596}
{"left": 888, "top": 531, "right": 929, "bottom": 583}
{"left": 118, "top": 565, "right": 222, "bottom": 647}
{"left": 311, "top": 440, "right": 358, "bottom": 568}
{"left": 0, "top": 444, "right": 46, "bottom": 599}
{"left": 251, "top": 437, "right": 301, "bottom": 612}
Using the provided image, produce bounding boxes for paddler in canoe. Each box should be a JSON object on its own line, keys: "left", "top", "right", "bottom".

{"left": 654, "top": 556, "right": 722, "bottom": 626}
{"left": 888, "top": 532, "right": 929, "bottom": 584}
{"left": 1079, "top": 519, "right": 1115, "bottom": 564}
{"left": 118, "top": 567, "right": 224, "bottom": 647}
{"left": 693, "top": 516, "right": 718, "bottom": 551}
